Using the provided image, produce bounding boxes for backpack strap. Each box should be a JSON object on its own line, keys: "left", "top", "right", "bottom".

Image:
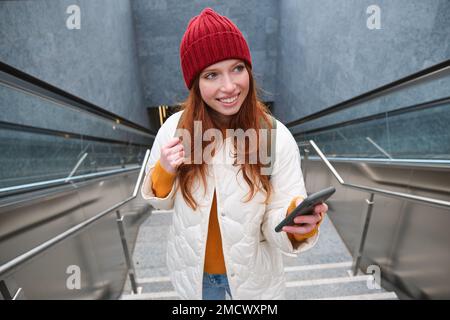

{"left": 259, "top": 114, "right": 277, "bottom": 179}
{"left": 267, "top": 115, "right": 277, "bottom": 180}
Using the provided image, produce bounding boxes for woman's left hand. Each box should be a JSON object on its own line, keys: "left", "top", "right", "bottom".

{"left": 282, "top": 199, "right": 328, "bottom": 235}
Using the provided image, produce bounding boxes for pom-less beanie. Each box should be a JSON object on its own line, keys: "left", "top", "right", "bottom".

{"left": 180, "top": 8, "right": 252, "bottom": 89}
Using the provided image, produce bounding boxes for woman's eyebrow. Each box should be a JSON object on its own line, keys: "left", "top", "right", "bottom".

{"left": 202, "top": 62, "right": 242, "bottom": 74}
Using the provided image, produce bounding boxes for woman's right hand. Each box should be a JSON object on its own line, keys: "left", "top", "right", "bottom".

{"left": 159, "top": 137, "right": 185, "bottom": 175}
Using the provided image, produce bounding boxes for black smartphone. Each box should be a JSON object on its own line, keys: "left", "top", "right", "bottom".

{"left": 274, "top": 186, "right": 336, "bottom": 233}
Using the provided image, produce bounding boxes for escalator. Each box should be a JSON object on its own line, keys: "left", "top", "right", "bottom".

{"left": 0, "top": 61, "right": 155, "bottom": 299}
{"left": 1, "top": 57, "right": 449, "bottom": 300}
{"left": 290, "top": 60, "right": 450, "bottom": 299}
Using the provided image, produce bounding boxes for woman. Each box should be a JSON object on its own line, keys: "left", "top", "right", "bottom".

{"left": 141, "top": 8, "right": 328, "bottom": 300}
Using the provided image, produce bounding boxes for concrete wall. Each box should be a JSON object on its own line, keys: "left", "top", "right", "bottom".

{"left": 131, "top": 0, "right": 279, "bottom": 107}
{"left": 275, "top": 0, "right": 450, "bottom": 132}
{"left": 2, "top": 0, "right": 448, "bottom": 133}
{"left": 0, "top": 0, "right": 148, "bottom": 128}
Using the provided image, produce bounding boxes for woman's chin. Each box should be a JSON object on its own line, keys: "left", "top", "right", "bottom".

{"left": 217, "top": 102, "right": 242, "bottom": 115}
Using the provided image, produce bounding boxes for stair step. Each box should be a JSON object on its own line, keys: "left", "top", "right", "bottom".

{"left": 122, "top": 271, "right": 392, "bottom": 300}
{"left": 313, "top": 292, "right": 398, "bottom": 300}
{"left": 284, "top": 261, "right": 353, "bottom": 272}
{"left": 122, "top": 278, "right": 394, "bottom": 300}
{"left": 122, "top": 211, "right": 398, "bottom": 300}
{"left": 285, "top": 261, "right": 353, "bottom": 281}
{"left": 139, "top": 281, "right": 174, "bottom": 293}
{"left": 287, "top": 274, "right": 373, "bottom": 287}
{"left": 138, "top": 276, "right": 171, "bottom": 283}
{"left": 132, "top": 261, "right": 354, "bottom": 284}
{"left": 285, "top": 275, "right": 389, "bottom": 300}
{"left": 121, "top": 291, "right": 179, "bottom": 300}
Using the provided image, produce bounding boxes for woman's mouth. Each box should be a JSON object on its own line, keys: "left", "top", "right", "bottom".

{"left": 216, "top": 93, "right": 240, "bottom": 107}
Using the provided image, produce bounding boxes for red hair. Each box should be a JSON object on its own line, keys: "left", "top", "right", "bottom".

{"left": 174, "top": 64, "right": 274, "bottom": 210}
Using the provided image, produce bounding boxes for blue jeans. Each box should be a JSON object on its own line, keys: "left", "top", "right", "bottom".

{"left": 202, "top": 273, "right": 232, "bottom": 300}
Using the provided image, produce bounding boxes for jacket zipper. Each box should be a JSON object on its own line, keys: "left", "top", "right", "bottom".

{"left": 214, "top": 188, "right": 234, "bottom": 298}
{"left": 199, "top": 183, "right": 215, "bottom": 299}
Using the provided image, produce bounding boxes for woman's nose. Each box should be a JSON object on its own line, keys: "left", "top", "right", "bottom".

{"left": 220, "top": 74, "right": 237, "bottom": 92}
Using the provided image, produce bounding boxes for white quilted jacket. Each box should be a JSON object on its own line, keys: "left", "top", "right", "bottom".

{"left": 141, "top": 111, "right": 320, "bottom": 300}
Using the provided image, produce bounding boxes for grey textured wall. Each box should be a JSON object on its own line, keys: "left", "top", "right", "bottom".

{"left": 1, "top": 0, "right": 448, "bottom": 133}
{"left": 131, "top": 0, "right": 279, "bottom": 107}
{"left": 275, "top": 0, "right": 450, "bottom": 131}
{"left": 0, "top": 0, "right": 148, "bottom": 129}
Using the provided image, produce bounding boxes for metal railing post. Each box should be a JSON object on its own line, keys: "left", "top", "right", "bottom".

{"left": 303, "top": 147, "right": 309, "bottom": 182}
{"left": 0, "top": 280, "right": 13, "bottom": 300}
{"left": 352, "top": 193, "right": 375, "bottom": 276}
{"left": 115, "top": 210, "right": 139, "bottom": 294}
{"left": 0, "top": 279, "right": 24, "bottom": 300}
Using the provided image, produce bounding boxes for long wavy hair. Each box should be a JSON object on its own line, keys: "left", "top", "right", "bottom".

{"left": 174, "top": 63, "right": 274, "bottom": 210}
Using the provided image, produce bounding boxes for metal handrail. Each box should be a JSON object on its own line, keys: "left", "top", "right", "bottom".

{"left": 299, "top": 140, "right": 450, "bottom": 276}
{"left": 302, "top": 156, "right": 450, "bottom": 167}
{"left": 0, "top": 149, "right": 151, "bottom": 299}
{"left": 294, "top": 96, "right": 450, "bottom": 138}
{"left": 0, "top": 196, "right": 133, "bottom": 278}
{"left": 303, "top": 140, "right": 450, "bottom": 209}
{"left": 0, "top": 166, "right": 140, "bottom": 196}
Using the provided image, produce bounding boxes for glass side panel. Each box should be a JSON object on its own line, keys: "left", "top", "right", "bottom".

{"left": 0, "top": 82, "right": 152, "bottom": 190}
{"left": 300, "top": 102, "right": 450, "bottom": 161}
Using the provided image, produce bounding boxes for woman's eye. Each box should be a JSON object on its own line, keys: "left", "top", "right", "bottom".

{"left": 205, "top": 65, "right": 245, "bottom": 80}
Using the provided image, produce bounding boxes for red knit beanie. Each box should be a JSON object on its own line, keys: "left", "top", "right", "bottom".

{"left": 180, "top": 8, "right": 252, "bottom": 89}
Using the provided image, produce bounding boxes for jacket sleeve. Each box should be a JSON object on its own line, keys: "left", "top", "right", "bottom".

{"left": 140, "top": 120, "right": 178, "bottom": 210}
{"left": 150, "top": 159, "right": 176, "bottom": 198}
{"left": 261, "top": 126, "right": 320, "bottom": 257}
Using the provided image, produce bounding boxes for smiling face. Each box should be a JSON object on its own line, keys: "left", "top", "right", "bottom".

{"left": 198, "top": 59, "right": 250, "bottom": 126}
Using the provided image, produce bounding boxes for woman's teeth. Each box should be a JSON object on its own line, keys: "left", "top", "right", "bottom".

{"left": 219, "top": 95, "right": 238, "bottom": 104}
